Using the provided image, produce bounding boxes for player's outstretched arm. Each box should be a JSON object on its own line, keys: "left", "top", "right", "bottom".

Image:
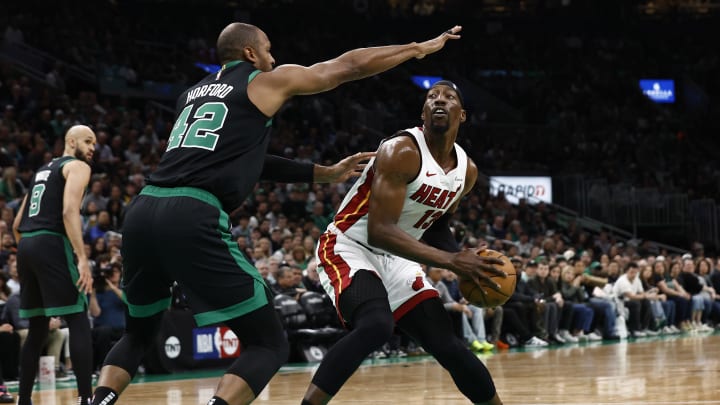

{"left": 260, "top": 152, "right": 375, "bottom": 184}
{"left": 250, "top": 26, "right": 462, "bottom": 116}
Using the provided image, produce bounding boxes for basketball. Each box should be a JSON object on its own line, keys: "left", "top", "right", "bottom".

{"left": 459, "top": 249, "right": 517, "bottom": 308}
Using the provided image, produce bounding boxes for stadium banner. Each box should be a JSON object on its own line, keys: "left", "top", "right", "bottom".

{"left": 489, "top": 176, "right": 552, "bottom": 205}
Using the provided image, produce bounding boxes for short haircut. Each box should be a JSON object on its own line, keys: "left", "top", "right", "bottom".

{"left": 217, "top": 23, "right": 261, "bottom": 64}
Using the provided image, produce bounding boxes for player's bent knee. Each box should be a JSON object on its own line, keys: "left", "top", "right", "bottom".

{"left": 355, "top": 312, "right": 394, "bottom": 346}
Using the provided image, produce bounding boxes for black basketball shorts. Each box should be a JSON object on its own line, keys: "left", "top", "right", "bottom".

{"left": 121, "top": 185, "right": 269, "bottom": 326}
{"left": 17, "top": 231, "right": 87, "bottom": 317}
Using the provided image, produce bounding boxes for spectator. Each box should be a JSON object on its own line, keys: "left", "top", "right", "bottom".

{"left": 677, "top": 258, "right": 714, "bottom": 331}
{"left": 0, "top": 167, "right": 25, "bottom": 207}
{"left": 427, "top": 267, "right": 493, "bottom": 352}
{"left": 2, "top": 292, "right": 69, "bottom": 380}
{"left": 527, "top": 259, "right": 571, "bottom": 344}
{"left": 88, "top": 262, "right": 126, "bottom": 371}
{"left": 5, "top": 260, "right": 19, "bottom": 295}
{"left": 302, "top": 258, "right": 325, "bottom": 295}
{"left": 0, "top": 320, "right": 19, "bottom": 403}
{"left": 640, "top": 264, "right": 676, "bottom": 334}
{"left": 504, "top": 261, "right": 549, "bottom": 346}
{"left": 612, "top": 262, "right": 655, "bottom": 338}
{"left": 272, "top": 264, "right": 306, "bottom": 300}
{"left": 84, "top": 210, "right": 112, "bottom": 242}
{"left": 81, "top": 180, "right": 108, "bottom": 212}
{"left": 558, "top": 266, "right": 600, "bottom": 341}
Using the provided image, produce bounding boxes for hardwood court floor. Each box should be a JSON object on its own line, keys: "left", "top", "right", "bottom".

{"left": 14, "top": 332, "right": 720, "bottom": 404}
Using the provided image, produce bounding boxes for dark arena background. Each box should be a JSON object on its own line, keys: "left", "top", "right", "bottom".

{"left": 1, "top": 1, "right": 719, "bottom": 404}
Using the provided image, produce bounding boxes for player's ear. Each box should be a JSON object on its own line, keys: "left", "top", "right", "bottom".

{"left": 460, "top": 109, "right": 466, "bottom": 123}
{"left": 243, "top": 46, "right": 257, "bottom": 63}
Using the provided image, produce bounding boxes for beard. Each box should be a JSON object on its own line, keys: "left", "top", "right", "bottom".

{"left": 74, "top": 149, "right": 89, "bottom": 163}
{"left": 427, "top": 120, "right": 449, "bottom": 135}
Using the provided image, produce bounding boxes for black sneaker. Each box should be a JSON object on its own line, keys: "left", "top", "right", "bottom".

{"left": 0, "top": 385, "right": 14, "bottom": 404}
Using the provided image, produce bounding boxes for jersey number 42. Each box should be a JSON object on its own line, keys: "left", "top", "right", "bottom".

{"left": 166, "top": 102, "right": 228, "bottom": 152}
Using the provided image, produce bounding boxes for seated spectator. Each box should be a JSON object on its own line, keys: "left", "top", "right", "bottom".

{"left": 272, "top": 264, "right": 306, "bottom": 300}
{"left": 4, "top": 259, "right": 19, "bottom": 295}
{"left": 88, "top": 262, "right": 125, "bottom": 371}
{"left": 254, "top": 259, "right": 275, "bottom": 287}
{"left": 2, "top": 291, "right": 68, "bottom": 379}
{"left": 677, "top": 258, "right": 714, "bottom": 331}
{"left": 613, "top": 262, "right": 655, "bottom": 338}
{"left": 0, "top": 320, "right": 18, "bottom": 403}
{"left": 84, "top": 210, "right": 112, "bottom": 243}
{"left": 290, "top": 245, "right": 310, "bottom": 270}
{"left": 302, "top": 258, "right": 325, "bottom": 295}
{"left": 428, "top": 267, "right": 494, "bottom": 352}
{"left": 503, "top": 261, "right": 549, "bottom": 346}
{"left": 528, "top": 259, "right": 573, "bottom": 344}
{"left": 559, "top": 266, "right": 605, "bottom": 341}
{"left": 657, "top": 260, "right": 693, "bottom": 331}
{"left": 695, "top": 258, "right": 720, "bottom": 326}
{"left": 0, "top": 273, "right": 10, "bottom": 305}
{"left": 640, "top": 263, "right": 677, "bottom": 334}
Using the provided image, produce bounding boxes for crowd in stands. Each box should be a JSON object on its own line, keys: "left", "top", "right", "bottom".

{"left": 0, "top": 0, "right": 720, "bottom": 398}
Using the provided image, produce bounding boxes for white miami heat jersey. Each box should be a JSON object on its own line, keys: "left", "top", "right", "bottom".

{"left": 332, "top": 126, "right": 468, "bottom": 251}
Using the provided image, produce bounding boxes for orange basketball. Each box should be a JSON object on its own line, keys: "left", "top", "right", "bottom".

{"left": 459, "top": 249, "right": 517, "bottom": 308}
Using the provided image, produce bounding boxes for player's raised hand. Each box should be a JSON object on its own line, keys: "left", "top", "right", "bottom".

{"left": 416, "top": 25, "right": 462, "bottom": 59}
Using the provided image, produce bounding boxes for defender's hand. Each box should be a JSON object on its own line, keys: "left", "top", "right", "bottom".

{"left": 316, "top": 152, "right": 376, "bottom": 183}
{"left": 416, "top": 25, "right": 462, "bottom": 59}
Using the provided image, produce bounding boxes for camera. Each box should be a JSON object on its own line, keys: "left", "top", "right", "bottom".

{"left": 92, "top": 264, "right": 112, "bottom": 292}
{"left": 93, "top": 260, "right": 121, "bottom": 292}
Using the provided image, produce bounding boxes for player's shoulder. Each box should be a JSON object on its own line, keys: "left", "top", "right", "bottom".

{"left": 379, "top": 129, "right": 420, "bottom": 151}
{"left": 62, "top": 159, "right": 91, "bottom": 174}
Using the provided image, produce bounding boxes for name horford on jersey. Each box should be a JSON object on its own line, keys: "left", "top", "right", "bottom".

{"left": 331, "top": 126, "right": 467, "bottom": 251}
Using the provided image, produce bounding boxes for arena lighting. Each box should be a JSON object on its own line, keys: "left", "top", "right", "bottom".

{"left": 411, "top": 75, "right": 443, "bottom": 89}
{"left": 195, "top": 62, "right": 221, "bottom": 74}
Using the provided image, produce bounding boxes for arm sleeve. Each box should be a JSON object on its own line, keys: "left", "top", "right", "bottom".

{"left": 260, "top": 155, "right": 314, "bottom": 183}
{"left": 420, "top": 214, "right": 460, "bottom": 253}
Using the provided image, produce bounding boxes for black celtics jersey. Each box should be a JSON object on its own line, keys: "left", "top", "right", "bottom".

{"left": 17, "top": 156, "right": 77, "bottom": 235}
{"left": 148, "top": 60, "right": 273, "bottom": 212}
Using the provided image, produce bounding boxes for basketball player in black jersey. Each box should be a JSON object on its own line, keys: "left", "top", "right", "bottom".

{"left": 12, "top": 125, "right": 97, "bottom": 405}
{"left": 91, "top": 23, "right": 464, "bottom": 405}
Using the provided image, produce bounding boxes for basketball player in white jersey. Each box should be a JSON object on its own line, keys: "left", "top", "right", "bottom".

{"left": 301, "top": 81, "right": 505, "bottom": 405}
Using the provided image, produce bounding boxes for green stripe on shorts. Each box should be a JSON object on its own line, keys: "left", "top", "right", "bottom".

{"left": 192, "top": 209, "right": 269, "bottom": 326}
{"left": 19, "top": 231, "right": 87, "bottom": 317}
{"left": 127, "top": 296, "right": 172, "bottom": 318}
{"left": 193, "top": 279, "right": 268, "bottom": 326}
{"left": 140, "top": 185, "right": 222, "bottom": 210}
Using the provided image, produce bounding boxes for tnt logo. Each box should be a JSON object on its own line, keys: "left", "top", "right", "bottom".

{"left": 164, "top": 336, "right": 181, "bottom": 359}
{"left": 215, "top": 327, "right": 241, "bottom": 358}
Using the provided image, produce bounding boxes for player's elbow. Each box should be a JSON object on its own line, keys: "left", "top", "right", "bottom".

{"left": 62, "top": 207, "right": 79, "bottom": 222}
{"left": 367, "top": 223, "right": 389, "bottom": 249}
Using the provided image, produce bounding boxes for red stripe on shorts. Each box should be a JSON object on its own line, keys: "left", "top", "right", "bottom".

{"left": 392, "top": 289, "right": 440, "bottom": 322}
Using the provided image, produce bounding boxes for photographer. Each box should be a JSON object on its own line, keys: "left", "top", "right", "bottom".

{"left": 88, "top": 260, "right": 125, "bottom": 371}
